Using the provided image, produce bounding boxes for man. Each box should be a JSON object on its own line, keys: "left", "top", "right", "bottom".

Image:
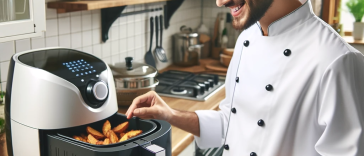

{"left": 126, "top": 0, "right": 364, "bottom": 155}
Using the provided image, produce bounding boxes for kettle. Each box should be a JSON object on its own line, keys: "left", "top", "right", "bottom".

{"left": 172, "top": 26, "right": 204, "bottom": 66}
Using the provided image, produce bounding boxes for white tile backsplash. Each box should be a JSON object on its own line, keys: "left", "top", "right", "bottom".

{"left": 111, "top": 40, "right": 119, "bottom": 55}
{"left": 92, "top": 29, "right": 101, "bottom": 44}
{"left": 71, "top": 32, "right": 82, "bottom": 48}
{"left": 59, "top": 34, "right": 71, "bottom": 48}
{"left": 71, "top": 11, "right": 81, "bottom": 16}
{"left": 93, "top": 44, "right": 102, "bottom": 58}
{"left": 46, "top": 19, "right": 58, "bottom": 37}
{"left": 15, "top": 39, "right": 31, "bottom": 53}
{"left": 82, "top": 46, "right": 93, "bottom": 54}
{"left": 0, "top": 41, "right": 15, "bottom": 62}
{"left": 0, "top": 0, "right": 223, "bottom": 91}
{"left": 111, "top": 54, "right": 120, "bottom": 64}
{"left": 119, "top": 38, "right": 127, "bottom": 53}
{"left": 1, "top": 61, "right": 10, "bottom": 82}
{"left": 1, "top": 82, "right": 6, "bottom": 93}
{"left": 82, "top": 30, "right": 92, "bottom": 47}
{"left": 110, "top": 26, "right": 119, "bottom": 41}
{"left": 58, "top": 17, "right": 71, "bottom": 35}
{"left": 119, "top": 24, "right": 127, "bottom": 39}
{"left": 71, "top": 15, "right": 82, "bottom": 33}
{"left": 46, "top": 8, "right": 57, "bottom": 19}
{"left": 31, "top": 36, "right": 45, "bottom": 49}
{"left": 58, "top": 12, "right": 70, "bottom": 18}
{"left": 127, "top": 36, "right": 135, "bottom": 51}
{"left": 102, "top": 42, "right": 111, "bottom": 57}
{"left": 92, "top": 11, "right": 101, "bottom": 29}
{"left": 82, "top": 14, "right": 92, "bottom": 31}
{"left": 127, "top": 23, "right": 135, "bottom": 37}
{"left": 46, "top": 36, "right": 59, "bottom": 47}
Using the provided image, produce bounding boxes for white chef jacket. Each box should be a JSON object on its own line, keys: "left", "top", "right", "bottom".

{"left": 194, "top": 0, "right": 364, "bottom": 155}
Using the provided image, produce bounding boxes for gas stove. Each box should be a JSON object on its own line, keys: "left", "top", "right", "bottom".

{"left": 155, "top": 71, "right": 225, "bottom": 101}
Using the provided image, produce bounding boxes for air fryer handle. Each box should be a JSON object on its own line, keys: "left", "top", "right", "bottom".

{"left": 141, "top": 144, "right": 166, "bottom": 156}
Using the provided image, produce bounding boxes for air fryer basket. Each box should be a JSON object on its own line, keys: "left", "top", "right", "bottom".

{"left": 56, "top": 113, "right": 157, "bottom": 147}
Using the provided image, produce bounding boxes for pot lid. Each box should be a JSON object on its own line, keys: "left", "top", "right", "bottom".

{"left": 110, "top": 57, "right": 157, "bottom": 78}
{"left": 176, "top": 25, "right": 199, "bottom": 38}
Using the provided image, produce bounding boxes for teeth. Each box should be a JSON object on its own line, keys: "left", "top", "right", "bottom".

{"left": 235, "top": 6, "right": 240, "bottom": 11}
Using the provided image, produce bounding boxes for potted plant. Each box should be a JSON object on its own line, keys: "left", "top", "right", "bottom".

{"left": 346, "top": 0, "right": 364, "bottom": 40}
{"left": 0, "top": 91, "right": 4, "bottom": 104}
{"left": 0, "top": 117, "right": 6, "bottom": 155}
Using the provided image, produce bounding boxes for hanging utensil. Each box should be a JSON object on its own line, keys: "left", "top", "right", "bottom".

{"left": 144, "top": 17, "right": 156, "bottom": 68}
{"left": 154, "top": 15, "right": 168, "bottom": 62}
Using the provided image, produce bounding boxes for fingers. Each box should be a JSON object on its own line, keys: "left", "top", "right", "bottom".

{"left": 126, "top": 91, "right": 156, "bottom": 119}
{"left": 133, "top": 107, "right": 158, "bottom": 118}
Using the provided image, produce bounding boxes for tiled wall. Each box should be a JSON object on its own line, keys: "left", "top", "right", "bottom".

{"left": 0, "top": 0, "right": 228, "bottom": 91}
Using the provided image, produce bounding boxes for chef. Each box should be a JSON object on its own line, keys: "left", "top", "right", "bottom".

{"left": 126, "top": 0, "right": 364, "bottom": 155}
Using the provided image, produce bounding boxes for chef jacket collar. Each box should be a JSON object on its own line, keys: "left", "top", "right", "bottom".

{"left": 256, "top": 0, "right": 314, "bottom": 36}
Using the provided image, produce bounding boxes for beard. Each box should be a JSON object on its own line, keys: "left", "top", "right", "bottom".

{"left": 226, "top": 0, "right": 273, "bottom": 31}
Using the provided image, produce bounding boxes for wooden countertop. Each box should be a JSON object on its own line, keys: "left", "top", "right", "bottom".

{"left": 343, "top": 36, "right": 364, "bottom": 45}
{"left": 118, "top": 88, "right": 225, "bottom": 156}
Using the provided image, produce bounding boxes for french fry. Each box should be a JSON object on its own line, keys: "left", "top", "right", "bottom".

{"left": 120, "top": 132, "right": 126, "bottom": 138}
{"left": 96, "top": 141, "right": 104, "bottom": 145}
{"left": 80, "top": 133, "right": 88, "bottom": 140}
{"left": 87, "top": 134, "right": 99, "bottom": 144}
{"left": 103, "top": 120, "right": 111, "bottom": 137}
{"left": 73, "top": 135, "right": 87, "bottom": 142}
{"left": 127, "top": 130, "right": 142, "bottom": 138}
{"left": 108, "top": 130, "right": 119, "bottom": 143}
{"left": 103, "top": 138, "right": 111, "bottom": 145}
{"left": 119, "top": 133, "right": 129, "bottom": 142}
{"left": 118, "top": 130, "right": 142, "bottom": 142}
{"left": 87, "top": 126, "right": 105, "bottom": 139}
{"left": 112, "top": 121, "right": 129, "bottom": 133}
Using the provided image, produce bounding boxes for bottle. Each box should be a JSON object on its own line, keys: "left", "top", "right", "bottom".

{"left": 221, "top": 28, "right": 228, "bottom": 49}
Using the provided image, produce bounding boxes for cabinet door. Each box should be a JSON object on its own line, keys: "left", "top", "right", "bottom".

{"left": 0, "top": 0, "right": 45, "bottom": 42}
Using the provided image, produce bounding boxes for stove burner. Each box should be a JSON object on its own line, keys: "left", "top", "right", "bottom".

{"left": 171, "top": 88, "right": 188, "bottom": 95}
{"left": 156, "top": 70, "right": 225, "bottom": 101}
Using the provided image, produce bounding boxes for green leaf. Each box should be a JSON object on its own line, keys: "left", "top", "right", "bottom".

{"left": 346, "top": 0, "right": 364, "bottom": 22}
{"left": 0, "top": 118, "right": 5, "bottom": 134}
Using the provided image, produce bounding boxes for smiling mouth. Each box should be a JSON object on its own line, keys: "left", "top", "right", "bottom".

{"left": 233, "top": 1, "right": 246, "bottom": 12}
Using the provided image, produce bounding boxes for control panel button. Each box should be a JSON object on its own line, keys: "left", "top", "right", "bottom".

{"left": 93, "top": 81, "right": 108, "bottom": 101}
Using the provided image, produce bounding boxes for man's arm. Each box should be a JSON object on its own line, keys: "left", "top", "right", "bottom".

{"left": 126, "top": 91, "right": 200, "bottom": 137}
{"left": 316, "top": 52, "right": 364, "bottom": 155}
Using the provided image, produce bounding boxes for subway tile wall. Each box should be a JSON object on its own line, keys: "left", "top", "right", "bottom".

{"left": 0, "top": 0, "right": 230, "bottom": 91}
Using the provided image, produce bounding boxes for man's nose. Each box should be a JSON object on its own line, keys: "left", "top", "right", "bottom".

{"left": 216, "top": 0, "right": 229, "bottom": 7}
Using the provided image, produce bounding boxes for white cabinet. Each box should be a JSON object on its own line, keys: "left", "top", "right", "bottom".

{"left": 0, "top": 0, "right": 45, "bottom": 42}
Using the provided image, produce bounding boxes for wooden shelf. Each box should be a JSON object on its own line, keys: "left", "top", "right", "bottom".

{"left": 47, "top": 0, "right": 169, "bottom": 13}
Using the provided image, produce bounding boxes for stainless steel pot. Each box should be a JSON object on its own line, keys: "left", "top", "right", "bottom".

{"left": 109, "top": 57, "right": 159, "bottom": 106}
{"left": 173, "top": 26, "right": 204, "bottom": 66}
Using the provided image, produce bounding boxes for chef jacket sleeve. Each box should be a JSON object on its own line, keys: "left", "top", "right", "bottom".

{"left": 194, "top": 62, "right": 235, "bottom": 149}
{"left": 316, "top": 51, "right": 364, "bottom": 155}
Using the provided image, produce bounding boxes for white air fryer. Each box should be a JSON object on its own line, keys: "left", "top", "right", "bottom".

{"left": 5, "top": 47, "right": 171, "bottom": 156}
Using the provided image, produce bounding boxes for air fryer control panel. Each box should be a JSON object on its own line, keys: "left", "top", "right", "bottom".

{"left": 18, "top": 48, "right": 109, "bottom": 108}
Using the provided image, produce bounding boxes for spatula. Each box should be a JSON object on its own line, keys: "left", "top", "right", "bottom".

{"left": 144, "top": 17, "right": 156, "bottom": 68}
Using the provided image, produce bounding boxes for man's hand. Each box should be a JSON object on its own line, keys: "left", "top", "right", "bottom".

{"left": 126, "top": 91, "right": 174, "bottom": 121}
{"left": 126, "top": 91, "right": 201, "bottom": 137}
